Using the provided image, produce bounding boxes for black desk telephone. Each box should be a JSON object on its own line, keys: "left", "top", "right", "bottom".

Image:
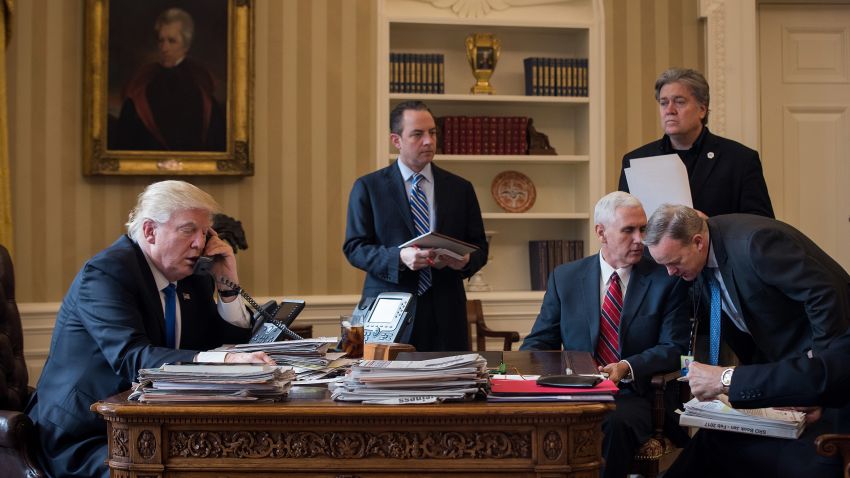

{"left": 192, "top": 254, "right": 304, "bottom": 343}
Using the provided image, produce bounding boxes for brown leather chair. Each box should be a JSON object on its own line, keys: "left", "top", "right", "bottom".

{"left": 0, "top": 245, "right": 46, "bottom": 478}
{"left": 816, "top": 434, "right": 850, "bottom": 478}
{"left": 466, "top": 299, "right": 520, "bottom": 351}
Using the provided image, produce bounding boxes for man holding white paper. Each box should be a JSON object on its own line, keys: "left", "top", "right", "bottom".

{"left": 343, "top": 101, "right": 488, "bottom": 351}
{"left": 619, "top": 68, "right": 774, "bottom": 218}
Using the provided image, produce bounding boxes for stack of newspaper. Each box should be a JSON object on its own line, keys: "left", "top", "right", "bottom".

{"left": 129, "top": 363, "right": 295, "bottom": 403}
{"left": 222, "top": 338, "right": 344, "bottom": 382}
{"left": 678, "top": 396, "right": 806, "bottom": 439}
{"left": 330, "top": 353, "right": 488, "bottom": 404}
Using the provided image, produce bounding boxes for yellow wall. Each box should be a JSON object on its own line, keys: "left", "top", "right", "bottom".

{"left": 6, "top": 0, "right": 702, "bottom": 302}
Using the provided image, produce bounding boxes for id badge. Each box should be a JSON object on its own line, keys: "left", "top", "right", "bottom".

{"left": 680, "top": 355, "right": 694, "bottom": 377}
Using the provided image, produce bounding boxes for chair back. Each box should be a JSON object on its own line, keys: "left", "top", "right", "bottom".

{"left": 466, "top": 299, "right": 520, "bottom": 351}
{"left": 0, "top": 245, "right": 28, "bottom": 411}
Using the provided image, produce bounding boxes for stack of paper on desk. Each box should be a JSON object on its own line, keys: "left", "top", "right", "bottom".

{"left": 129, "top": 363, "right": 295, "bottom": 403}
{"left": 330, "top": 353, "right": 488, "bottom": 404}
{"left": 678, "top": 397, "right": 806, "bottom": 439}
{"left": 487, "top": 376, "right": 618, "bottom": 402}
{"left": 223, "top": 338, "right": 343, "bottom": 381}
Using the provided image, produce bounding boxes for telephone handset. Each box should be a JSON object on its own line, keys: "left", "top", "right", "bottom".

{"left": 354, "top": 292, "right": 416, "bottom": 344}
{"left": 191, "top": 251, "right": 304, "bottom": 342}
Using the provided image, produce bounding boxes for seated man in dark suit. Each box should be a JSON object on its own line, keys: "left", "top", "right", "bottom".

{"left": 645, "top": 204, "right": 850, "bottom": 478}
{"left": 26, "top": 180, "right": 273, "bottom": 478}
{"left": 521, "top": 191, "right": 689, "bottom": 478}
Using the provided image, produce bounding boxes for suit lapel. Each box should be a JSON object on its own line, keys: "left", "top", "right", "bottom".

{"left": 688, "top": 129, "right": 719, "bottom": 195}
{"left": 710, "top": 225, "right": 745, "bottom": 318}
{"left": 433, "top": 164, "right": 448, "bottom": 232}
{"left": 130, "top": 237, "right": 168, "bottom": 345}
{"left": 582, "top": 255, "right": 603, "bottom": 350}
{"left": 386, "top": 163, "right": 416, "bottom": 236}
{"left": 619, "top": 260, "right": 650, "bottom": 348}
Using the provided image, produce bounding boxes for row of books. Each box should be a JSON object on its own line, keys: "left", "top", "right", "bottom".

{"left": 523, "top": 57, "right": 588, "bottom": 97}
{"left": 390, "top": 53, "right": 445, "bottom": 94}
{"left": 438, "top": 116, "right": 529, "bottom": 155}
{"left": 529, "top": 240, "right": 584, "bottom": 291}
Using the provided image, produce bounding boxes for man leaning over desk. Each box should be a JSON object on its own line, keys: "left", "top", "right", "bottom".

{"left": 27, "top": 180, "right": 274, "bottom": 478}
{"left": 645, "top": 204, "right": 850, "bottom": 478}
{"left": 520, "top": 191, "right": 689, "bottom": 478}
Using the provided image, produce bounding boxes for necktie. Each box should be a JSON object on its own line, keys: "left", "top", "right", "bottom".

{"left": 708, "top": 274, "right": 722, "bottom": 366}
{"left": 596, "top": 272, "right": 622, "bottom": 366}
{"left": 410, "top": 173, "right": 432, "bottom": 295}
{"left": 163, "top": 283, "right": 177, "bottom": 348}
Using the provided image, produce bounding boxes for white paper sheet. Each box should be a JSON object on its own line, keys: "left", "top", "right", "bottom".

{"left": 623, "top": 154, "right": 693, "bottom": 218}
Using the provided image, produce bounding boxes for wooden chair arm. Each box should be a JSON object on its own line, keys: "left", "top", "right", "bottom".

{"left": 816, "top": 434, "right": 850, "bottom": 478}
{"left": 476, "top": 324, "right": 520, "bottom": 352}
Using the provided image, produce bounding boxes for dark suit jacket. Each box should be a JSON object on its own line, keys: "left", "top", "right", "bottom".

{"left": 619, "top": 127, "right": 774, "bottom": 218}
{"left": 27, "top": 235, "right": 250, "bottom": 478}
{"left": 730, "top": 327, "right": 850, "bottom": 413}
{"left": 704, "top": 214, "right": 850, "bottom": 364}
{"left": 520, "top": 254, "right": 689, "bottom": 396}
{"left": 343, "top": 162, "right": 488, "bottom": 350}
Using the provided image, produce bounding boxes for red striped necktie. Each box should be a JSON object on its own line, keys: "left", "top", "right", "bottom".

{"left": 596, "top": 272, "right": 622, "bottom": 366}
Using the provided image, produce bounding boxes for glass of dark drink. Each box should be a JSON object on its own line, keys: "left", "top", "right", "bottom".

{"left": 339, "top": 315, "right": 364, "bottom": 359}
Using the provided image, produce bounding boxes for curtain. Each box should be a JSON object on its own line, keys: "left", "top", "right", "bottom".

{"left": 0, "top": 0, "right": 12, "bottom": 250}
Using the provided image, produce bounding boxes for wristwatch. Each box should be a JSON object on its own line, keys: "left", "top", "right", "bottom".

{"left": 720, "top": 367, "right": 735, "bottom": 390}
{"left": 218, "top": 288, "right": 240, "bottom": 298}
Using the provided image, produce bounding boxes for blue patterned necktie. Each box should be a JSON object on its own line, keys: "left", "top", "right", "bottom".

{"left": 409, "top": 173, "right": 432, "bottom": 295}
{"left": 163, "top": 283, "right": 177, "bottom": 348}
{"left": 708, "top": 274, "right": 721, "bottom": 366}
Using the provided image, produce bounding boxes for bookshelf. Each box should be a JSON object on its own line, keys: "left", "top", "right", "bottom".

{"left": 377, "top": 0, "right": 605, "bottom": 296}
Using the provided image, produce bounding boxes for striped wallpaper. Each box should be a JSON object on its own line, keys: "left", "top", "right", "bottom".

{"left": 6, "top": 0, "right": 701, "bottom": 302}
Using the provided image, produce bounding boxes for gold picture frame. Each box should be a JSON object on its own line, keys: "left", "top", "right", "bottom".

{"left": 83, "top": 0, "right": 253, "bottom": 176}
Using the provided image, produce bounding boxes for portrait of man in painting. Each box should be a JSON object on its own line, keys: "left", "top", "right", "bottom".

{"left": 476, "top": 47, "right": 494, "bottom": 70}
{"left": 106, "top": 0, "right": 228, "bottom": 152}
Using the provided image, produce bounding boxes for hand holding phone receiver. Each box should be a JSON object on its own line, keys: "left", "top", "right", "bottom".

{"left": 536, "top": 374, "right": 602, "bottom": 388}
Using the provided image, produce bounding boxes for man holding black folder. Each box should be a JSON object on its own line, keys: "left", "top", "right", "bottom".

{"left": 520, "top": 191, "right": 689, "bottom": 478}
{"left": 343, "top": 100, "right": 488, "bottom": 351}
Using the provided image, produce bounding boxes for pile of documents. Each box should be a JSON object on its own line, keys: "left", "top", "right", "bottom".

{"left": 330, "top": 353, "right": 488, "bottom": 404}
{"left": 487, "top": 375, "right": 618, "bottom": 402}
{"left": 678, "top": 396, "right": 806, "bottom": 439}
{"left": 129, "top": 363, "right": 295, "bottom": 402}
{"left": 223, "top": 338, "right": 345, "bottom": 382}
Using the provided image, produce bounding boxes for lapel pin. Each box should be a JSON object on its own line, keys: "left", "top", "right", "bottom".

{"left": 182, "top": 293, "right": 191, "bottom": 300}
{"left": 707, "top": 152, "right": 715, "bottom": 159}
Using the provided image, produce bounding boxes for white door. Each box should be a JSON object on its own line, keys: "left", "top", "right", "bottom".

{"left": 759, "top": 4, "right": 850, "bottom": 271}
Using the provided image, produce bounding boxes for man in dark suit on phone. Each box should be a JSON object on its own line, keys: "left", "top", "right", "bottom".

{"left": 343, "top": 100, "right": 488, "bottom": 352}
{"left": 618, "top": 68, "right": 774, "bottom": 219}
{"left": 27, "top": 180, "right": 273, "bottom": 478}
{"left": 645, "top": 204, "right": 850, "bottom": 478}
{"left": 521, "top": 192, "right": 689, "bottom": 478}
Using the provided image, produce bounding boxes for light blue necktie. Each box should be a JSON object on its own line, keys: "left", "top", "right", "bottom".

{"left": 409, "top": 173, "right": 432, "bottom": 295}
{"left": 708, "top": 274, "right": 721, "bottom": 366}
{"left": 163, "top": 283, "right": 177, "bottom": 348}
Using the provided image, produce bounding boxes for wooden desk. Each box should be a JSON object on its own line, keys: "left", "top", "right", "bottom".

{"left": 93, "top": 352, "right": 613, "bottom": 477}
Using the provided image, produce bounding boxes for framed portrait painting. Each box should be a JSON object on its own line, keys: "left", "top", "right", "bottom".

{"left": 83, "top": 0, "right": 253, "bottom": 175}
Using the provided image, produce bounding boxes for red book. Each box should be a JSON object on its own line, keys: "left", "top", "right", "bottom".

{"left": 473, "top": 117, "right": 483, "bottom": 155}
{"left": 489, "top": 378, "right": 619, "bottom": 396}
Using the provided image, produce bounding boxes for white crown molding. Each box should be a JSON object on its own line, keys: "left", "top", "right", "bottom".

{"left": 416, "top": 0, "right": 572, "bottom": 18}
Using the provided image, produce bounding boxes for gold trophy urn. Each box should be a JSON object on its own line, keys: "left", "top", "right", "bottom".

{"left": 465, "top": 33, "right": 500, "bottom": 95}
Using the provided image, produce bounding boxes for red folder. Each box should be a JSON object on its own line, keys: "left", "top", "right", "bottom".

{"left": 489, "top": 378, "right": 618, "bottom": 396}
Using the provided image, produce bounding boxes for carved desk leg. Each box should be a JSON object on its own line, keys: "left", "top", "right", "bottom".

{"left": 535, "top": 414, "right": 604, "bottom": 478}
{"left": 105, "top": 418, "right": 165, "bottom": 478}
